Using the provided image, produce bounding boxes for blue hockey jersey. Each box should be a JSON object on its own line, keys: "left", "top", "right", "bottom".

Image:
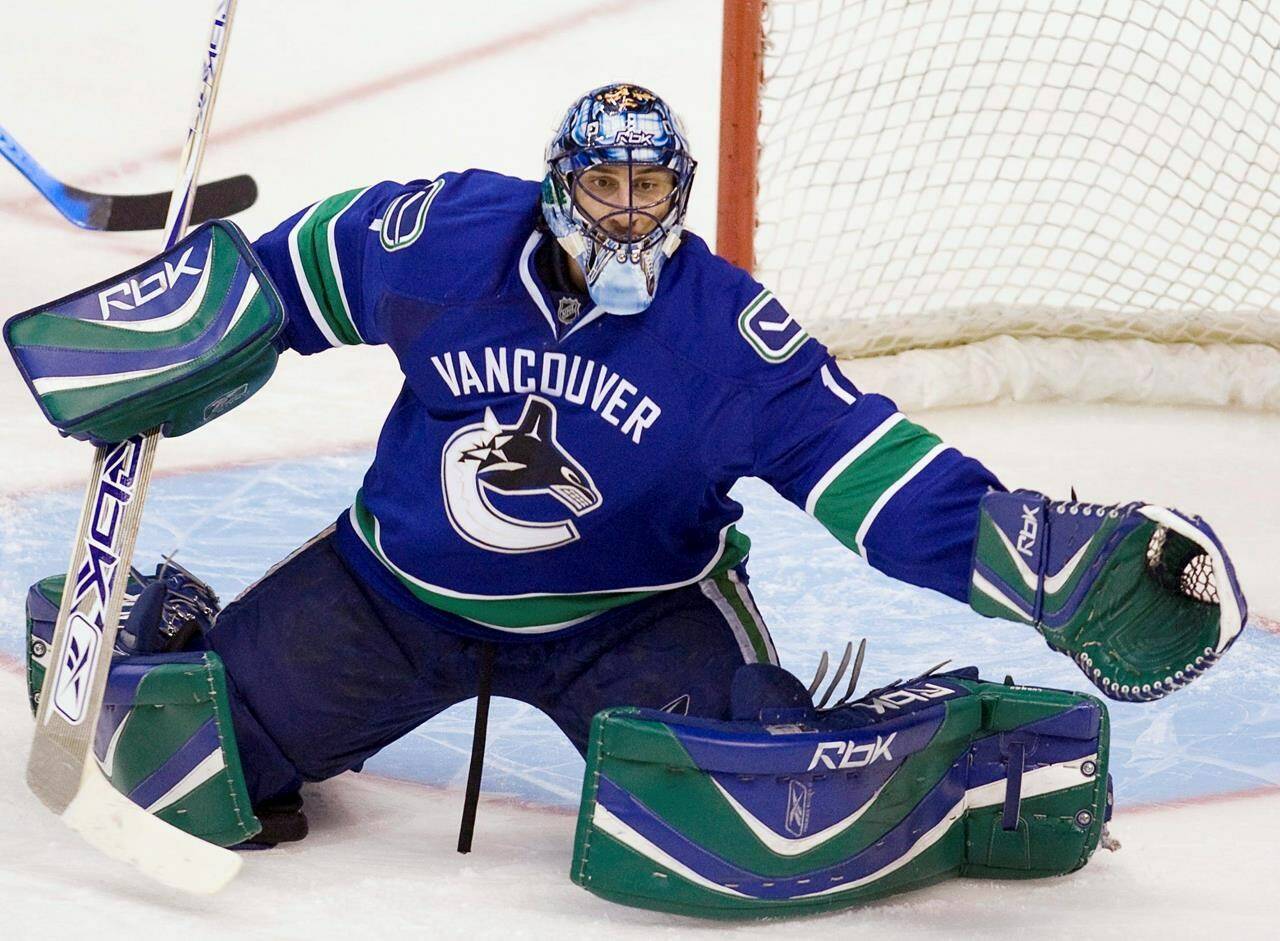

{"left": 251, "top": 170, "right": 1002, "bottom": 633}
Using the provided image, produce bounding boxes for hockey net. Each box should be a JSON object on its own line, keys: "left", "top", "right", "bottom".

{"left": 718, "top": 0, "right": 1280, "bottom": 409}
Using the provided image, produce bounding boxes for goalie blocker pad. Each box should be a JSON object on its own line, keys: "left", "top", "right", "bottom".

{"left": 26, "top": 575, "right": 260, "bottom": 847}
{"left": 572, "top": 668, "right": 1111, "bottom": 918}
{"left": 4, "top": 220, "right": 283, "bottom": 445}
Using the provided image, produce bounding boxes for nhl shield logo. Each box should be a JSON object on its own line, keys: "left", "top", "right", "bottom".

{"left": 557, "top": 296, "right": 581, "bottom": 324}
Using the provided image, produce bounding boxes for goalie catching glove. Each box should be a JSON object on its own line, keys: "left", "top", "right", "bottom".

{"left": 969, "top": 490, "right": 1247, "bottom": 701}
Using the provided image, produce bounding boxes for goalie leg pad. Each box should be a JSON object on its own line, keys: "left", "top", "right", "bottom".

{"left": 571, "top": 669, "right": 1109, "bottom": 918}
{"left": 26, "top": 577, "right": 260, "bottom": 847}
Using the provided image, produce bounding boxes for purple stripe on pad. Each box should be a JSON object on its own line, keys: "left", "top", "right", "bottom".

{"left": 594, "top": 762, "right": 967, "bottom": 900}
{"left": 126, "top": 716, "right": 220, "bottom": 810}
{"left": 663, "top": 695, "right": 953, "bottom": 776}
{"left": 19, "top": 260, "right": 253, "bottom": 380}
{"left": 967, "top": 704, "right": 1101, "bottom": 791}
{"left": 698, "top": 711, "right": 949, "bottom": 838}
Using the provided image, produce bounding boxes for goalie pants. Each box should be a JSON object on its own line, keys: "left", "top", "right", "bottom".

{"left": 206, "top": 530, "right": 778, "bottom": 804}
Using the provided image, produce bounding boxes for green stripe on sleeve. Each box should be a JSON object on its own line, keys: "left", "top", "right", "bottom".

{"left": 292, "top": 187, "right": 367, "bottom": 346}
{"left": 809, "top": 419, "right": 946, "bottom": 555}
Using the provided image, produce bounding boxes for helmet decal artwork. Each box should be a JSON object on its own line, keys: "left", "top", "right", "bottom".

{"left": 541, "top": 83, "right": 697, "bottom": 315}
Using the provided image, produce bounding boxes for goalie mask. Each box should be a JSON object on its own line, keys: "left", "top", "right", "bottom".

{"left": 541, "top": 83, "right": 696, "bottom": 316}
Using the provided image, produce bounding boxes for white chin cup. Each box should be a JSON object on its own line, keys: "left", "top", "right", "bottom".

{"left": 557, "top": 230, "right": 682, "bottom": 317}
{"left": 586, "top": 248, "right": 655, "bottom": 316}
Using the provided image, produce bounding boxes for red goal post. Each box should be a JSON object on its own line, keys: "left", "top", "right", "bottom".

{"left": 717, "top": 0, "right": 765, "bottom": 274}
{"left": 717, "top": 0, "right": 1280, "bottom": 410}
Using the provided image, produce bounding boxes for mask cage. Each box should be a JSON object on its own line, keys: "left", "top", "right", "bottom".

{"left": 549, "top": 149, "right": 696, "bottom": 255}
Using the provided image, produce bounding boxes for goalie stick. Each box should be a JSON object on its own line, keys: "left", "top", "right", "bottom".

{"left": 1, "top": 125, "right": 257, "bottom": 231}
{"left": 25, "top": 0, "right": 243, "bottom": 894}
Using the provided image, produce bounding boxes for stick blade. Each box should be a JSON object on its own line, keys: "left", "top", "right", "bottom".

{"left": 102, "top": 173, "right": 258, "bottom": 231}
{"left": 191, "top": 173, "right": 257, "bottom": 224}
{"left": 27, "top": 730, "right": 86, "bottom": 814}
{"left": 62, "top": 760, "right": 242, "bottom": 894}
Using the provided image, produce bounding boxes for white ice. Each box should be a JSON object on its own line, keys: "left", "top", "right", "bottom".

{"left": 0, "top": 2, "right": 1277, "bottom": 937}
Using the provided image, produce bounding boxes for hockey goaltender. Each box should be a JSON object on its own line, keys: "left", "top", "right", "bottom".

{"left": 8, "top": 83, "right": 1247, "bottom": 917}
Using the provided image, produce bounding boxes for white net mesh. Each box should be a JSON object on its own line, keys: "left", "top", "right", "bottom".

{"left": 753, "top": 0, "right": 1280, "bottom": 407}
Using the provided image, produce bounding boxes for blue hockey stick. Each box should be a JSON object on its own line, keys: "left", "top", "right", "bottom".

{"left": 0, "top": 123, "right": 255, "bottom": 231}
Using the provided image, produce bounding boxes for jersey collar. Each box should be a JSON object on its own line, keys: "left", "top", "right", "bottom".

{"left": 518, "top": 231, "right": 607, "bottom": 341}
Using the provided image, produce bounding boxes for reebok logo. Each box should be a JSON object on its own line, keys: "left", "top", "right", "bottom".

{"left": 784, "top": 779, "right": 813, "bottom": 836}
{"left": 97, "top": 246, "right": 201, "bottom": 320}
{"left": 51, "top": 612, "right": 101, "bottom": 724}
{"left": 806, "top": 732, "right": 897, "bottom": 772}
{"left": 49, "top": 437, "right": 143, "bottom": 725}
{"left": 851, "top": 682, "right": 957, "bottom": 716}
{"left": 1016, "top": 503, "right": 1038, "bottom": 558}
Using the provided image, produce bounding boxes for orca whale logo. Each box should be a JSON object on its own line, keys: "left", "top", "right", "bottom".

{"left": 441, "top": 396, "right": 602, "bottom": 553}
